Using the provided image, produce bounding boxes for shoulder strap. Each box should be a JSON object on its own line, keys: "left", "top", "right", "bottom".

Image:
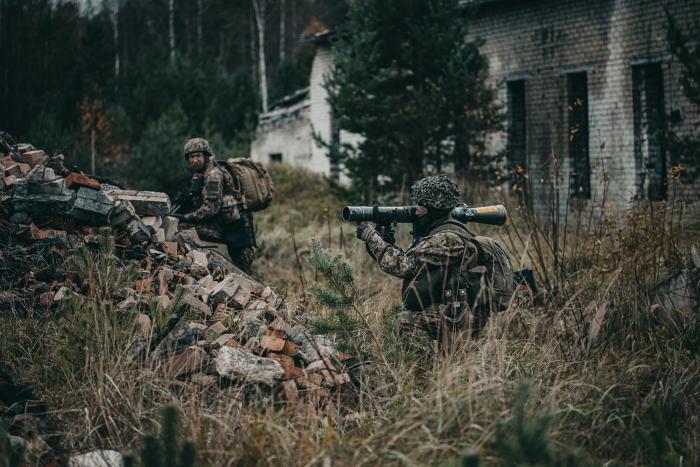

{"left": 428, "top": 220, "right": 473, "bottom": 240}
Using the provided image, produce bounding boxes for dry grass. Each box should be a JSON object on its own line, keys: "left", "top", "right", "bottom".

{"left": 2, "top": 165, "right": 699, "bottom": 466}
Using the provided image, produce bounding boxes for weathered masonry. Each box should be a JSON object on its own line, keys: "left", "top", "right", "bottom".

{"left": 251, "top": 31, "right": 360, "bottom": 184}
{"left": 468, "top": 0, "right": 700, "bottom": 212}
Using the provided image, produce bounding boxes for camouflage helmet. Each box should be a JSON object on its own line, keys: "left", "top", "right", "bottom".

{"left": 183, "top": 137, "right": 214, "bottom": 158}
{"left": 409, "top": 174, "right": 461, "bottom": 209}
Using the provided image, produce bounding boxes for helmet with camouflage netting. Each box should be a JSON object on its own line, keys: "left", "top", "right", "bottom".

{"left": 409, "top": 174, "right": 461, "bottom": 209}
{"left": 183, "top": 137, "right": 214, "bottom": 159}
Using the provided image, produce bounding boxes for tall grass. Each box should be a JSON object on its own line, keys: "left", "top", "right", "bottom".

{"left": 1, "top": 164, "right": 699, "bottom": 465}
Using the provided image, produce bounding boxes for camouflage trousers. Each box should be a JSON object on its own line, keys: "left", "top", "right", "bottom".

{"left": 227, "top": 246, "right": 255, "bottom": 275}
{"left": 398, "top": 304, "right": 479, "bottom": 354}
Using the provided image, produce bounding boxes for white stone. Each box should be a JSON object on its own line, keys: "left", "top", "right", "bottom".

{"left": 68, "top": 450, "right": 123, "bottom": 467}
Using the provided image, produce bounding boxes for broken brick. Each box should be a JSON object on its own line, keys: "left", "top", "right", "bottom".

{"left": 282, "top": 380, "right": 299, "bottom": 403}
{"left": 65, "top": 173, "right": 101, "bottom": 191}
{"left": 161, "top": 346, "right": 207, "bottom": 378}
{"left": 203, "top": 321, "right": 227, "bottom": 342}
{"left": 267, "top": 353, "right": 305, "bottom": 380}
{"left": 261, "top": 335, "right": 286, "bottom": 352}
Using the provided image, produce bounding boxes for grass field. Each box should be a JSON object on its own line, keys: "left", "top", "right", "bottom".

{"left": 1, "top": 164, "right": 699, "bottom": 466}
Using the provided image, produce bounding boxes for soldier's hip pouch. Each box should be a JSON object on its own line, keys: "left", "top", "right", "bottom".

{"left": 440, "top": 288, "right": 471, "bottom": 325}
{"left": 221, "top": 195, "right": 241, "bottom": 223}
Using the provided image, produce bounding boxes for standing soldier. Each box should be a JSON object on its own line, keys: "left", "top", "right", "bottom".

{"left": 355, "top": 174, "right": 512, "bottom": 352}
{"left": 177, "top": 138, "right": 256, "bottom": 274}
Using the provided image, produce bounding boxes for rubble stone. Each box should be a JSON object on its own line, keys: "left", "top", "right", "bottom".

{"left": 191, "top": 374, "right": 218, "bottom": 386}
{"left": 162, "top": 241, "right": 179, "bottom": 258}
{"left": 53, "top": 286, "right": 71, "bottom": 301}
{"left": 162, "top": 346, "right": 207, "bottom": 378}
{"left": 70, "top": 187, "right": 114, "bottom": 224}
{"left": 214, "top": 346, "right": 284, "bottom": 386}
{"left": 212, "top": 333, "right": 236, "bottom": 348}
{"left": 4, "top": 163, "right": 22, "bottom": 177}
{"left": 261, "top": 335, "right": 286, "bottom": 352}
{"left": 187, "top": 250, "right": 209, "bottom": 270}
{"left": 282, "top": 380, "right": 300, "bottom": 403}
{"left": 203, "top": 321, "right": 227, "bottom": 342}
{"left": 136, "top": 313, "right": 151, "bottom": 338}
{"left": 106, "top": 189, "right": 171, "bottom": 216}
{"left": 125, "top": 218, "right": 151, "bottom": 243}
{"left": 209, "top": 276, "right": 240, "bottom": 307}
{"left": 19, "top": 150, "right": 48, "bottom": 167}
{"left": 68, "top": 450, "right": 123, "bottom": 467}
{"left": 268, "top": 353, "right": 305, "bottom": 380}
{"left": 108, "top": 200, "right": 136, "bottom": 227}
{"left": 181, "top": 293, "right": 212, "bottom": 317}
{"left": 162, "top": 215, "right": 179, "bottom": 241}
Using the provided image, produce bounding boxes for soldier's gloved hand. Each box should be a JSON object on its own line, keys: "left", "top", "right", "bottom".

{"left": 170, "top": 213, "right": 185, "bottom": 220}
{"left": 356, "top": 222, "right": 375, "bottom": 242}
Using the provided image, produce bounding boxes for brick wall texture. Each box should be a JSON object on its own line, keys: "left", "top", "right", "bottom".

{"left": 467, "top": 0, "right": 700, "bottom": 213}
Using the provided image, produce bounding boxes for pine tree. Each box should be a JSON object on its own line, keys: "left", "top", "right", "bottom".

{"left": 325, "top": 0, "right": 500, "bottom": 195}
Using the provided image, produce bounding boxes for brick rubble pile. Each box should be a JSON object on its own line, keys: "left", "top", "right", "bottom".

{"left": 0, "top": 140, "right": 351, "bottom": 417}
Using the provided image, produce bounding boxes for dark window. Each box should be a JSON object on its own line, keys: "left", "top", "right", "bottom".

{"left": 633, "top": 63, "right": 666, "bottom": 201}
{"left": 507, "top": 80, "right": 527, "bottom": 193}
{"left": 567, "top": 72, "right": 591, "bottom": 199}
{"left": 507, "top": 80, "right": 527, "bottom": 168}
{"left": 269, "top": 153, "right": 282, "bottom": 163}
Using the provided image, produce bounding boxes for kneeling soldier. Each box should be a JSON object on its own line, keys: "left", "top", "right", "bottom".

{"left": 356, "top": 174, "right": 511, "bottom": 352}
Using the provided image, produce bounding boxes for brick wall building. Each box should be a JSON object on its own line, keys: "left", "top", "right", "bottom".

{"left": 468, "top": 0, "right": 700, "bottom": 213}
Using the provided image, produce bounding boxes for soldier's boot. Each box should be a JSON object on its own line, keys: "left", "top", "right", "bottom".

{"left": 227, "top": 246, "right": 255, "bottom": 275}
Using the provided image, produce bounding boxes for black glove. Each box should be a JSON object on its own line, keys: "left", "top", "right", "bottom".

{"left": 356, "top": 222, "right": 373, "bottom": 241}
{"left": 377, "top": 224, "right": 396, "bottom": 245}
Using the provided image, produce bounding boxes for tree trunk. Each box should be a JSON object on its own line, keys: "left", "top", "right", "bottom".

{"left": 279, "top": 0, "right": 285, "bottom": 62}
{"left": 90, "top": 127, "right": 96, "bottom": 175}
{"left": 250, "top": 6, "right": 257, "bottom": 85}
{"left": 252, "top": 0, "right": 268, "bottom": 112}
{"left": 111, "top": 0, "right": 120, "bottom": 77}
{"left": 197, "top": 0, "right": 203, "bottom": 56}
{"left": 169, "top": 0, "right": 175, "bottom": 64}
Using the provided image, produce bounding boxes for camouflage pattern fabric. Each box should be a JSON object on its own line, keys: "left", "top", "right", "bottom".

{"left": 397, "top": 305, "right": 474, "bottom": 353}
{"left": 409, "top": 174, "right": 461, "bottom": 209}
{"left": 183, "top": 137, "right": 214, "bottom": 157}
{"left": 183, "top": 161, "right": 237, "bottom": 222}
{"left": 364, "top": 227, "right": 477, "bottom": 279}
{"left": 364, "top": 218, "right": 479, "bottom": 352}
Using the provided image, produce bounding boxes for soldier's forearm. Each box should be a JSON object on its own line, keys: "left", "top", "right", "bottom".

{"left": 186, "top": 199, "right": 222, "bottom": 221}
{"left": 365, "top": 231, "right": 415, "bottom": 279}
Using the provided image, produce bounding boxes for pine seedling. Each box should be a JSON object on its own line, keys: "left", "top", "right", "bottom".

{"left": 136, "top": 406, "right": 197, "bottom": 467}
{"left": 308, "top": 239, "right": 360, "bottom": 351}
{"left": 139, "top": 435, "right": 162, "bottom": 467}
{"left": 160, "top": 406, "right": 179, "bottom": 467}
{"left": 490, "top": 383, "right": 583, "bottom": 466}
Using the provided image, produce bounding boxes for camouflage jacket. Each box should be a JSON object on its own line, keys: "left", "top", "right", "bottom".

{"left": 183, "top": 161, "right": 239, "bottom": 223}
{"left": 364, "top": 219, "right": 478, "bottom": 280}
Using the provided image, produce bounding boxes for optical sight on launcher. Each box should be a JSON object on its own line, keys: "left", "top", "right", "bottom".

{"left": 341, "top": 204, "right": 507, "bottom": 226}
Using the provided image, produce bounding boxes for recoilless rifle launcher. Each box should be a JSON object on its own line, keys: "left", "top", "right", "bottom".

{"left": 342, "top": 204, "right": 508, "bottom": 226}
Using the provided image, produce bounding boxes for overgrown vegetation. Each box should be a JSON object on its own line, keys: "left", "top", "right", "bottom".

{"left": 1, "top": 164, "right": 699, "bottom": 465}
{"left": 326, "top": 0, "right": 500, "bottom": 195}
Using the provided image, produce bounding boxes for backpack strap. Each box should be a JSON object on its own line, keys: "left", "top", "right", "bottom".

{"left": 427, "top": 219, "right": 474, "bottom": 241}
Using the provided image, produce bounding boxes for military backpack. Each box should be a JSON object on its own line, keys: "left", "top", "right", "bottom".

{"left": 402, "top": 221, "right": 514, "bottom": 316}
{"left": 218, "top": 157, "right": 274, "bottom": 212}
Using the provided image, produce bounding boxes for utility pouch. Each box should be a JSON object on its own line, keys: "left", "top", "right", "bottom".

{"left": 221, "top": 194, "right": 241, "bottom": 223}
